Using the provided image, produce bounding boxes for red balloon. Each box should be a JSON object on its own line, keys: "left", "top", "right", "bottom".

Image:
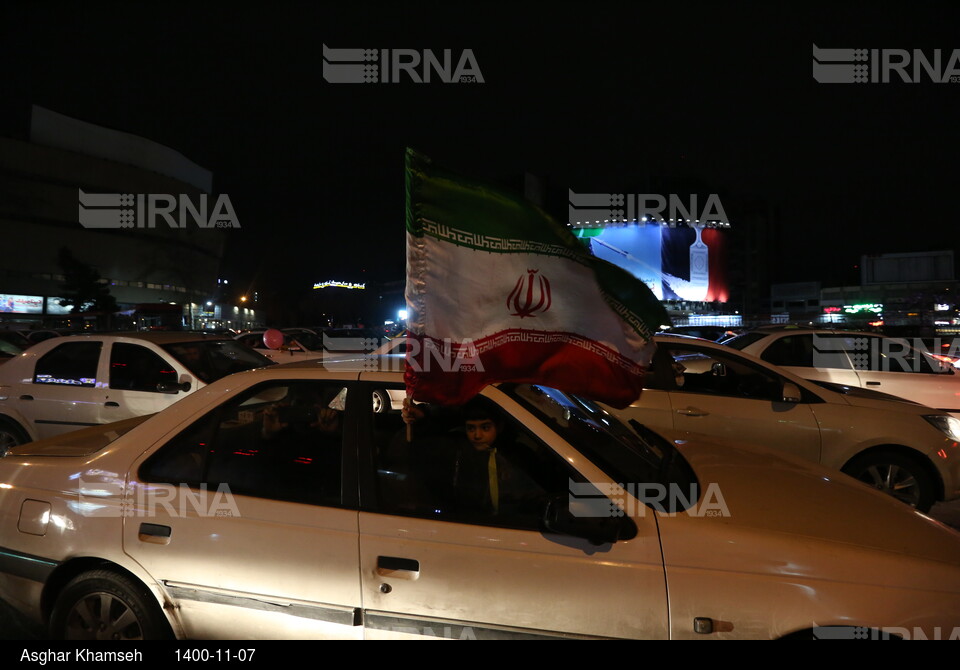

{"left": 262, "top": 328, "right": 285, "bottom": 350}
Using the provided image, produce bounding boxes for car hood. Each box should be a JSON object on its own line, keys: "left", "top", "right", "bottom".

{"left": 663, "top": 434, "right": 960, "bottom": 570}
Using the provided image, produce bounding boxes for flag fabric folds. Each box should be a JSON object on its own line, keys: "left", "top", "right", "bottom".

{"left": 404, "top": 148, "right": 668, "bottom": 408}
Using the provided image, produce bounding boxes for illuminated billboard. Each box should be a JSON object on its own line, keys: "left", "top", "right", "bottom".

{"left": 574, "top": 224, "right": 728, "bottom": 302}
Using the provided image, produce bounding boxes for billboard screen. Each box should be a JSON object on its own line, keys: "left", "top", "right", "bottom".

{"left": 575, "top": 224, "right": 728, "bottom": 302}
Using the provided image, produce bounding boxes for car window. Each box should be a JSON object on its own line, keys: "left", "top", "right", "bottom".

{"left": 722, "top": 332, "right": 770, "bottom": 351}
{"left": 867, "top": 336, "right": 947, "bottom": 375}
{"left": 0, "top": 331, "right": 30, "bottom": 358}
{"left": 162, "top": 339, "right": 274, "bottom": 383}
{"left": 369, "top": 386, "right": 587, "bottom": 531}
{"left": 0, "top": 338, "right": 22, "bottom": 358}
{"left": 759, "top": 334, "right": 815, "bottom": 368}
{"left": 140, "top": 380, "right": 346, "bottom": 507}
{"left": 109, "top": 343, "right": 179, "bottom": 392}
{"left": 664, "top": 345, "right": 788, "bottom": 402}
{"left": 236, "top": 333, "right": 263, "bottom": 348}
{"left": 506, "top": 384, "right": 698, "bottom": 512}
{"left": 33, "top": 341, "right": 103, "bottom": 387}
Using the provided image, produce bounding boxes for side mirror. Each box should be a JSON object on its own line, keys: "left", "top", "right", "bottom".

{"left": 781, "top": 381, "right": 802, "bottom": 403}
{"left": 542, "top": 495, "right": 637, "bottom": 546}
{"left": 157, "top": 375, "right": 192, "bottom": 394}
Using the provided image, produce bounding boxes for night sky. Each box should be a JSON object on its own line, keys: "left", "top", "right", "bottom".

{"left": 4, "top": 2, "right": 960, "bottom": 307}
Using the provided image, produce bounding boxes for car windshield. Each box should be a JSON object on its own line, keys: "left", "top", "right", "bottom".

{"left": 722, "top": 332, "right": 770, "bottom": 350}
{"left": 162, "top": 339, "right": 274, "bottom": 383}
{"left": 0, "top": 331, "right": 29, "bottom": 357}
{"left": 502, "top": 383, "right": 698, "bottom": 505}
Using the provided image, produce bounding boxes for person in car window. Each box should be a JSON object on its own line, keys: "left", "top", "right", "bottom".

{"left": 402, "top": 397, "right": 542, "bottom": 519}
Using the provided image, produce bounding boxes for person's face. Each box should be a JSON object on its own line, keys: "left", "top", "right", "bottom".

{"left": 465, "top": 418, "right": 498, "bottom": 450}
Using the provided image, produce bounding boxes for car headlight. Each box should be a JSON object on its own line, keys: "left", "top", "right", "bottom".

{"left": 923, "top": 414, "right": 960, "bottom": 442}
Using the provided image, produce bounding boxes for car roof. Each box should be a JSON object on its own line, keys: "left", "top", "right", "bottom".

{"left": 54, "top": 331, "right": 237, "bottom": 345}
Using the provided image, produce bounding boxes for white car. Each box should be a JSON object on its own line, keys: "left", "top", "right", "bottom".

{"left": 725, "top": 327, "right": 960, "bottom": 415}
{"left": 0, "top": 332, "right": 273, "bottom": 452}
{"left": 0, "top": 360, "right": 958, "bottom": 640}
{"left": 615, "top": 335, "right": 960, "bottom": 512}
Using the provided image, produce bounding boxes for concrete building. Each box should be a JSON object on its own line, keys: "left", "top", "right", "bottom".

{"left": 0, "top": 105, "right": 260, "bottom": 330}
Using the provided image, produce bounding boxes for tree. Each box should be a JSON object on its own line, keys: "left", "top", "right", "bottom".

{"left": 57, "top": 247, "right": 118, "bottom": 329}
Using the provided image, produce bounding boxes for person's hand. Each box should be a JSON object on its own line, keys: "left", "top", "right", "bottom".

{"left": 402, "top": 397, "right": 425, "bottom": 425}
{"left": 261, "top": 405, "right": 287, "bottom": 438}
{"left": 311, "top": 407, "right": 340, "bottom": 433}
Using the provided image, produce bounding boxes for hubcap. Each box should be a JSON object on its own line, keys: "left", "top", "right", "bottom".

{"left": 64, "top": 592, "right": 143, "bottom": 640}
{"left": 372, "top": 392, "right": 384, "bottom": 414}
{"left": 856, "top": 464, "right": 921, "bottom": 507}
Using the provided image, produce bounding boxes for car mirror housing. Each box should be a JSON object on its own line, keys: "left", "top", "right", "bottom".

{"left": 781, "top": 382, "right": 802, "bottom": 403}
{"left": 542, "top": 494, "right": 638, "bottom": 546}
{"left": 157, "top": 378, "right": 192, "bottom": 394}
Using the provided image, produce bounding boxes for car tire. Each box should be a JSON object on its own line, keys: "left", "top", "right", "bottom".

{"left": 842, "top": 451, "right": 937, "bottom": 513}
{"left": 372, "top": 389, "right": 389, "bottom": 414}
{"left": 0, "top": 418, "right": 29, "bottom": 456}
{"left": 49, "top": 570, "right": 173, "bottom": 640}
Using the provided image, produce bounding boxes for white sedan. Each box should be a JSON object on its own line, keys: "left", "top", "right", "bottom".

{"left": 0, "top": 360, "right": 957, "bottom": 640}
{"left": 614, "top": 335, "right": 960, "bottom": 512}
{"left": 0, "top": 332, "right": 273, "bottom": 452}
{"left": 725, "top": 327, "right": 960, "bottom": 415}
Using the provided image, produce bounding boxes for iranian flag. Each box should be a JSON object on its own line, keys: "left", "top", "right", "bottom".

{"left": 404, "top": 148, "right": 668, "bottom": 408}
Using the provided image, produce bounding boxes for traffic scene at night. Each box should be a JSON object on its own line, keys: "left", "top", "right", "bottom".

{"left": 0, "top": 3, "right": 959, "bottom": 648}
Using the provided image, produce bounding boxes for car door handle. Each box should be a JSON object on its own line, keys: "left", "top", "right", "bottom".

{"left": 865, "top": 381, "right": 881, "bottom": 386}
{"left": 377, "top": 556, "right": 420, "bottom": 574}
{"left": 104, "top": 401, "right": 120, "bottom": 407}
{"left": 19, "top": 395, "right": 33, "bottom": 401}
{"left": 676, "top": 407, "right": 709, "bottom": 417}
{"left": 138, "top": 523, "right": 172, "bottom": 545}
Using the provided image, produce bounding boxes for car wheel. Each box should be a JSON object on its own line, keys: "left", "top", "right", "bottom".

{"left": 0, "top": 418, "right": 29, "bottom": 456}
{"left": 50, "top": 570, "right": 172, "bottom": 640}
{"left": 842, "top": 451, "right": 936, "bottom": 512}
{"left": 372, "top": 389, "right": 389, "bottom": 414}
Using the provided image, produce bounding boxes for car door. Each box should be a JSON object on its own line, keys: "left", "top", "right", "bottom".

{"left": 123, "top": 379, "right": 363, "bottom": 639}
{"left": 355, "top": 379, "right": 668, "bottom": 640}
{"left": 758, "top": 333, "right": 864, "bottom": 388}
{"left": 848, "top": 335, "right": 960, "bottom": 413}
{"left": 21, "top": 340, "right": 107, "bottom": 440}
{"left": 102, "top": 341, "right": 193, "bottom": 423}
{"left": 660, "top": 343, "right": 822, "bottom": 463}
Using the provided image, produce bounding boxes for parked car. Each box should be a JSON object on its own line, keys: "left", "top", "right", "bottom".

{"left": 724, "top": 327, "right": 960, "bottom": 415}
{"left": 613, "top": 335, "right": 960, "bottom": 511}
{"left": 0, "top": 332, "right": 273, "bottom": 452}
{"left": 0, "top": 360, "right": 958, "bottom": 640}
